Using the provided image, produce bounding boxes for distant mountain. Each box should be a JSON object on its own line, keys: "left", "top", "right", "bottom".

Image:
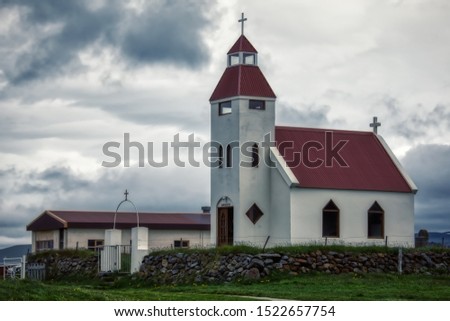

{"left": 0, "top": 245, "right": 31, "bottom": 263}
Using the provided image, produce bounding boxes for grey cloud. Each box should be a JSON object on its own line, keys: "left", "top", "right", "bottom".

{"left": 0, "top": 164, "right": 209, "bottom": 248}
{"left": 394, "top": 104, "right": 450, "bottom": 139}
{"left": 121, "top": 1, "right": 211, "bottom": 66}
{"left": 0, "top": 0, "right": 215, "bottom": 85}
{"left": 401, "top": 144, "right": 450, "bottom": 232}
{"left": 276, "top": 102, "right": 331, "bottom": 127}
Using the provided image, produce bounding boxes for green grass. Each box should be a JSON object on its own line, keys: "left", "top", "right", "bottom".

{"left": 148, "top": 244, "right": 449, "bottom": 256}
{"left": 1, "top": 273, "right": 448, "bottom": 301}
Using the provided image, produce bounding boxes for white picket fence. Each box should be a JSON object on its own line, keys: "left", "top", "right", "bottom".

{"left": 2, "top": 256, "right": 46, "bottom": 280}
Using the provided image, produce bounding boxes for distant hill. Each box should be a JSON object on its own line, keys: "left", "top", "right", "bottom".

{"left": 416, "top": 231, "right": 450, "bottom": 247}
{"left": 0, "top": 245, "right": 31, "bottom": 263}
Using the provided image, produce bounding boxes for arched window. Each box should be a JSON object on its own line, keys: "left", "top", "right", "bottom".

{"left": 226, "top": 144, "right": 232, "bottom": 168}
{"left": 322, "top": 200, "right": 339, "bottom": 238}
{"left": 368, "top": 201, "right": 384, "bottom": 239}
{"left": 251, "top": 143, "right": 259, "bottom": 167}
{"left": 218, "top": 145, "right": 223, "bottom": 168}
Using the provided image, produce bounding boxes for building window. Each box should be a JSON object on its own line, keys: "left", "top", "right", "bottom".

{"left": 368, "top": 201, "right": 384, "bottom": 239}
{"left": 226, "top": 144, "right": 232, "bottom": 167}
{"left": 249, "top": 100, "right": 265, "bottom": 110}
{"left": 59, "top": 229, "right": 64, "bottom": 250}
{"left": 174, "top": 240, "right": 189, "bottom": 248}
{"left": 36, "top": 240, "right": 54, "bottom": 252}
{"left": 252, "top": 143, "right": 259, "bottom": 167}
{"left": 219, "top": 101, "right": 232, "bottom": 115}
{"left": 246, "top": 203, "right": 264, "bottom": 224}
{"left": 243, "top": 53, "right": 255, "bottom": 65}
{"left": 322, "top": 200, "right": 339, "bottom": 238}
{"left": 88, "top": 239, "right": 104, "bottom": 250}
{"left": 218, "top": 145, "right": 224, "bottom": 168}
{"left": 228, "top": 54, "right": 239, "bottom": 66}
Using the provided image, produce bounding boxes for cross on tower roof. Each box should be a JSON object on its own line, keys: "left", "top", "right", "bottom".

{"left": 124, "top": 189, "right": 129, "bottom": 201}
{"left": 370, "top": 116, "right": 381, "bottom": 134}
{"left": 238, "top": 12, "right": 247, "bottom": 35}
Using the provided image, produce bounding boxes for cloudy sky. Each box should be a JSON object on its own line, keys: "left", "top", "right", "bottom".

{"left": 0, "top": 0, "right": 449, "bottom": 249}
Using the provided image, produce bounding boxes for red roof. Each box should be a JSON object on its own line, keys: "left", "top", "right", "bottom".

{"left": 275, "top": 126, "right": 413, "bottom": 193}
{"left": 210, "top": 65, "right": 276, "bottom": 101}
{"left": 27, "top": 210, "right": 210, "bottom": 231}
{"left": 227, "top": 35, "right": 257, "bottom": 54}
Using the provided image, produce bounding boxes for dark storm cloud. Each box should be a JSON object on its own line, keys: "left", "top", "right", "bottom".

{"left": 0, "top": 0, "right": 214, "bottom": 84}
{"left": 401, "top": 144, "right": 450, "bottom": 232}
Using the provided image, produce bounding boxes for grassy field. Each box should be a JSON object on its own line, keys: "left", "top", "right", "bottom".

{"left": 1, "top": 273, "right": 449, "bottom": 301}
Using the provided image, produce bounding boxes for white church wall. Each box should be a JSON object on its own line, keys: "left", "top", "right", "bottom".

{"left": 269, "top": 165, "right": 292, "bottom": 246}
{"left": 210, "top": 99, "right": 241, "bottom": 246}
{"left": 236, "top": 98, "right": 275, "bottom": 246}
{"left": 291, "top": 188, "right": 415, "bottom": 247}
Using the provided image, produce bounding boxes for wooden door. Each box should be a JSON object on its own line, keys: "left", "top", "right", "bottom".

{"left": 217, "top": 207, "right": 233, "bottom": 246}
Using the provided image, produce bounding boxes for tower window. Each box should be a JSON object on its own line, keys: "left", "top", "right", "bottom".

{"left": 251, "top": 143, "right": 259, "bottom": 167}
{"left": 218, "top": 145, "right": 223, "bottom": 168}
{"left": 219, "top": 101, "right": 232, "bottom": 115}
{"left": 228, "top": 54, "right": 239, "bottom": 66}
{"left": 368, "top": 201, "right": 384, "bottom": 239}
{"left": 249, "top": 100, "right": 265, "bottom": 110}
{"left": 243, "top": 53, "right": 255, "bottom": 65}
{"left": 322, "top": 200, "right": 339, "bottom": 238}
{"left": 226, "top": 144, "right": 232, "bottom": 168}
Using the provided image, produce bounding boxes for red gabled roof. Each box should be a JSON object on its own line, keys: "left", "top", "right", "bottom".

{"left": 27, "top": 210, "right": 210, "bottom": 231}
{"left": 275, "top": 126, "right": 413, "bottom": 193}
{"left": 210, "top": 65, "right": 276, "bottom": 101}
{"left": 227, "top": 35, "right": 257, "bottom": 54}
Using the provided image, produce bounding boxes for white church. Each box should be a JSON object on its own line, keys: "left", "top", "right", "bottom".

{"left": 27, "top": 16, "right": 418, "bottom": 252}
{"left": 209, "top": 17, "right": 417, "bottom": 248}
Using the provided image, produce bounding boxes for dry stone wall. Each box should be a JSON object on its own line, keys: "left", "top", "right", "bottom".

{"left": 27, "top": 252, "right": 98, "bottom": 279}
{"left": 139, "top": 250, "right": 449, "bottom": 284}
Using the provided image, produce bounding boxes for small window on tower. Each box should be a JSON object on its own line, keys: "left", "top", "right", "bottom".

{"left": 243, "top": 53, "right": 255, "bottom": 65}
{"left": 251, "top": 143, "right": 259, "bottom": 167}
{"left": 249, "top": 100, "right": 265, "bottom": 110}
{"left": 219, "top": 101, "right": 232, "bottom": 115}
{"left": 228, "top": 54, "right": 239, "bottom": 66}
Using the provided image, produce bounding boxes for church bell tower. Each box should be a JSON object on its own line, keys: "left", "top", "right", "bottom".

{"left": 209, "top": 14, "right": 276, "bottom": 246}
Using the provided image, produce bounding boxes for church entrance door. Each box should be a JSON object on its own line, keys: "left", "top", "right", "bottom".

{"left": 217, "top": 207, "right": 233, "bottom": 246}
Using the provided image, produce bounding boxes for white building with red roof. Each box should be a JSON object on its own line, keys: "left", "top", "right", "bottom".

{"left": 210, "top": 31, "right": 417, "bottom": 247}
{"left": 27, "top": 19, "right": 418, "bottom": 252}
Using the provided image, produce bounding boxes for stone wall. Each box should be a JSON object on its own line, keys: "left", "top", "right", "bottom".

{"left": 26, "top": 249, "right": 449, "bottom": 282}
{"left": 27, "top": 252, "right": 98, "bottom": 279}
{"left": 139, "top": 250, "right": 450, "bottom": 284}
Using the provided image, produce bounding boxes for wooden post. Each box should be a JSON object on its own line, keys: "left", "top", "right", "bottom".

{"left": 325, "top": 237, "right": 328, "bottom": 246}
{"left": 76, "top": 241, "right": 79, "bottom": 250}
{"left": 385, "top": 236, "right": 388, "bottom": 247}
{"left": 442, "top": 237, "right": 445, "bottom": 248}
{"left": 262, "top": 236, "right": 270, "bottom": 252}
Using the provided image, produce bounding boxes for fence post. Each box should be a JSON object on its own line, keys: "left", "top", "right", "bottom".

{"left": 385, "top": 236, "right": 388, "bottom": 247}
{"left": 325, "top": 237, "right": 328, "bottom": 246}
{"left": 398, "top": 248, "right": 403, "bottom": 274}
{"left": 262, "top": 236, "right": 270, "bottom": 252}
{"left": 21, "top": 255, "right": 26, "bottom": 279}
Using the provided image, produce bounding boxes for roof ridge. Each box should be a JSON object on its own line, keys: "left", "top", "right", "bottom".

{"left": 275, "top": 125, "right": 374, "bottom": 135}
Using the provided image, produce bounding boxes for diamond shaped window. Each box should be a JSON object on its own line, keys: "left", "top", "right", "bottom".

{"left": 246, "top": 203, "right": 263, "bottom": 224}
